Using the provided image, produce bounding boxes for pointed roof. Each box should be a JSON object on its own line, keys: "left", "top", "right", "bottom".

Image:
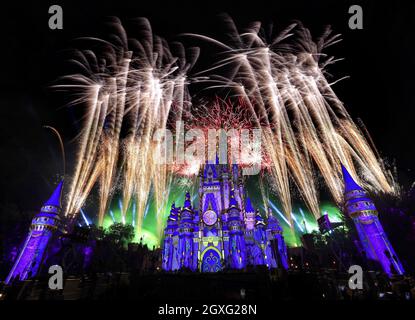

{"left": 205, "top": 164, "right": 217, "bottom": 179}
{"left": 267, "top": 211, "right": 282, "bottom": 231}
{"left": 180, "top": 192, "right": 194, "bottom": 222}
{"left": 255, "top": 209, "right": 265, "bottom": 226}
{"left": 183, "top": 192, "right": 192, "bottom": 210}
{"left": 43, "top": 180, "right": 64, "bottom": 208}
{"left": 229, "top": 189, "right": 239, "bottom": 208}
{"left": 245, "top": 197, "right": 255, "bottom": 213}
{"left": 341, "top": 164, "right": 363, "bottom": 193}
{"left": 168, "top": 202, "right": 179, "bottom": 221}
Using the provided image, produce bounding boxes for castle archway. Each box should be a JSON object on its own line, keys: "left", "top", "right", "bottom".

{"left": 200, "top": 247, "right": 222, "bottom": 272}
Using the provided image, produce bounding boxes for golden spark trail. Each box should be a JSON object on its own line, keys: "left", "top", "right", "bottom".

{"left": 188, "top": 16, "right": 397, "bottom": 221}
{"left": 61, "top": 16, "right": 397, "bottom": 240}
{"left": 62, "top": 18, "right": 199, "bottom": 240}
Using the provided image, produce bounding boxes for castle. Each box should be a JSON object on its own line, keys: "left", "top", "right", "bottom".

{"left": 161, "top": 161, "right": 289, "bottom": 272}
{"left": 161, "top": 161, "right": 406, "bottom": 275}
{"left": 4, "top": 162, "right": 405, "bottom": 282}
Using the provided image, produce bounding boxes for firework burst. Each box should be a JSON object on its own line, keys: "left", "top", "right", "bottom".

{"left": 59, "top": 16, "right": 396, "bottom": 239}
{"left": 60, "top": 17, "right": 199, "bottom": 237}
{"left": 184, "top": 15, "right": 397, "bottom": 221}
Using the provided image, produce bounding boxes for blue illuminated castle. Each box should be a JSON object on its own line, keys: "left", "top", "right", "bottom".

{"left": 341, "top": 165, "right": 404, "bottom": 276}
{"left": 162, "top": 161, "right": 289, "bottom": 272}
{"left": 5, "top": 163, "right": 405, "bottom": 280}
{"left": 5, "top": 181, "right": 64, "bottom": 284}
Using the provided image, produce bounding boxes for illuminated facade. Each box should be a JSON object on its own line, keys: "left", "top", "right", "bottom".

{"left": 5, "top": 181, "right": 63, "bottom": 284}
{"left": 342, "top": 165, "right": 404, "bottom": 276}
{"left": 162, "top": 162, "right": 289, "bottom": 272}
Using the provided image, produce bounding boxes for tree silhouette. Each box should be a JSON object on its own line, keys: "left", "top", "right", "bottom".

{"left": 105, "top": 223, "right": 135, "bottom": 249}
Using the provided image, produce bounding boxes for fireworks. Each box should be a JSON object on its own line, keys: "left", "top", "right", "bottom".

{"left": 172, "top": 98, "right": 269, "bottom": 176}
{"left": 61, "top": 17, "right": 198, "bottom": 237}
{"left": 185, "top": 16, "right": 397, "bottom": 220}
{"left": 60, "top": 16, "right": 397, "bottom": 241}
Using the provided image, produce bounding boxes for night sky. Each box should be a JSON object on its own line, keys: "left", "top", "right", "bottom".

{"left": 0, "top": 0, "right": 414, "bottom": 214}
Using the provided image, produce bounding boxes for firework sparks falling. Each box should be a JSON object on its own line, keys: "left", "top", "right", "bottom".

{"left": 61, "top": 18, "right": 199, "bottom": 237}
{"left": 60, "top": 16, "right": 397, "bottom": 239}
{"left": 185, "top": 16, "right": 397, "bottom": 220}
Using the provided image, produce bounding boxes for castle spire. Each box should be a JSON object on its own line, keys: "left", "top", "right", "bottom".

{"left": 168, "top": 202, "right": 179, "bottom": 221}
{"left": 42, "top": 180, "right": 64, "bottom": 211}
{"left": 183, "top": 192, "right": 192, "bottom": 209}
{"left": 229, "top": 188, "right": 239, "bottom": 209}
{"left": 255, "top": 209, "right": 265, "bottom": 226}
{"left": 342, "top": 164, "right": 405, "bottom": 277}
{"left": 180, "top": 192, "right": 194, "bottom": 221}
{"left": 5, "top": 181, "right": 64, "bottom": 284}
{"left": 341, "top": 164, "right": 363, "bottom": 193}
{"left": 245, "top": 197, "right": 254, "bottom": 213}
{"left": 244, "top": 197, "right": 256, "bottom": 230}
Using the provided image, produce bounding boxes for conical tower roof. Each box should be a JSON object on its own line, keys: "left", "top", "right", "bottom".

{"left": 229, "top": 189, "right": 239, "bottom": 209}
{"left": 43, "top": 180, "right": 64, "bottom": 208}
{"left": 255, "top": 209, "right": 265, "bottom": 226}
{"left": 245, "top": 197, "right": 255, "bottom": 213}
{"left": 180, "top": 192, "right": 194, "bottom": 222}
{"left": 341, "top": 164, "right": 363, "bottom": 193}
{"left": 168, "top": 203, "right": 179, "bottom": 221}
{"left": 38, "top": 180, "right": 64, "bottom": 218}
{"left": 183, "top": 192, "right": 192, "bottom": 210}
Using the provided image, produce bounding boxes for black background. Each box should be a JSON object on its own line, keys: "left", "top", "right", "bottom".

{"left": 0, "top": 0, "right": 414, "bottom": 211}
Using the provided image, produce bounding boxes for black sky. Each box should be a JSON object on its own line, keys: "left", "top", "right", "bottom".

{"left": 0, "top": 0, "right": 414, "bottom": 211}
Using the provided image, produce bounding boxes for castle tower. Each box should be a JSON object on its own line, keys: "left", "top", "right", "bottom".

{"left": 162, "top": 203, "right": 180, "bottom": 271}
{"left": 200, "top": 162, "right": 224, "bottom": 214}
{"left": 341, "top": 164, "right": 404, "bottom": 276}
{"left": 267, "top": 208, "right": 289, "bottom": 269}
{"left": 227, "top": 189, "right": 246, "bottom": 269}
{"left": 5, "top": 181, "right": 64, "bottom": 284}
{"left": 244, "top": 197, "right": 256, "bottom": 230}
{"left": 178, "top": 192, "right": 196, "bottom": 270}
{"left": 251, "top": 209, "right": 267, "bottom": 265}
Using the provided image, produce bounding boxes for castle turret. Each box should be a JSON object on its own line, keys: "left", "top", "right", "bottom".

{"left": 341, "top": 164, "right": 404, "bottom": 276}
{"left": 227, "top": 189, "right": 246, "bottom": 269}
{"left": 254, "top": 209, "right": 266, "bottom": 228}
{"left": 5, "top": 181, "right": 64, "bottom": 284}
{"left": 162, "top": 203, "right": 180, "bottom": 271}
{"left": 244, "top": 197, "right": 256, "bottom": 230}
{"left": 178, "top": 192, "right": 196, "bottom": 270}
{"left": 267, "top": 208, "right": 289, "bottom": 269}
{"left": 249, "top": 209, "right": 267, "bottom": 265}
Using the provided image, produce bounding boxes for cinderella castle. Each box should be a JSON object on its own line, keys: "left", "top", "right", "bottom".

{"left": 161, "top": 160, "right": 289, "bottom": 272}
